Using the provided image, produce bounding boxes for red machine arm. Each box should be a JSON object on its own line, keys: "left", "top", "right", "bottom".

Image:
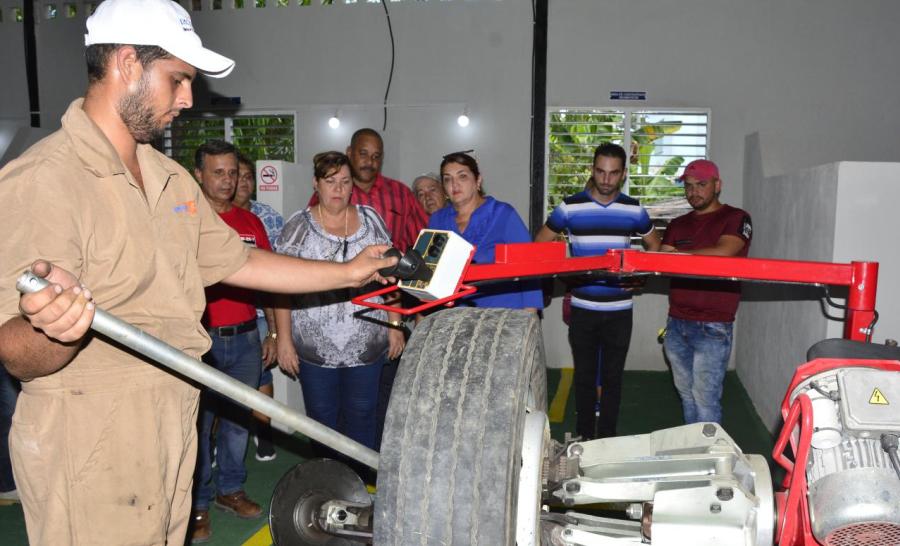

{"left": 354, "top": 241, "right": 878, "bottom": 341}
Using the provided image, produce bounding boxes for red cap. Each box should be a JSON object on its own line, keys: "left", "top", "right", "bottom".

{"left": 678, "top": 159, "right": 720, "bottom": 182}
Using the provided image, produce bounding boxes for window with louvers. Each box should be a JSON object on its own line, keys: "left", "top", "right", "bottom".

{"left": 161, "top": 113, "right": 296, "bottom": 173}
{"left": 546, "top": 108, "right": 710, "bottom": 226}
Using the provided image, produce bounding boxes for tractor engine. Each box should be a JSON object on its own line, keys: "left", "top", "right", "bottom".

{"left": 786, "top": 366, "right": 900, "bottom": 545}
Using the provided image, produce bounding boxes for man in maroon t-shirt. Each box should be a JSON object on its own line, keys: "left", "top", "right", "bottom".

{"left": 661, "top": 159, "right": 752, "bottom": 425}
{"left": 191, "top": 140, "right": 274, "bottom": 541}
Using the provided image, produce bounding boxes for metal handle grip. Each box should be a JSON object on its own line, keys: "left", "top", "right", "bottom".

{"left": 16, "top": 271, "right": 379, "bottom": 470}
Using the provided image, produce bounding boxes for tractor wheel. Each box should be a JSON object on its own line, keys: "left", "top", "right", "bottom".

{"left": 269, "top": 459, "right": 371, "bottom": 545}
{"left": 374, "top": 307, "right": 547, "bottom": 546}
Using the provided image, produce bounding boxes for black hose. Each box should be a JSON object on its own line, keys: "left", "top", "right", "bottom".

{"left": 880, "top": 434, "right": 900, "bottom": 481}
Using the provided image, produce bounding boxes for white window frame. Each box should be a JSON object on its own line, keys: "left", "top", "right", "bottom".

{"left": 544, "top": 106, "right": 711, "bottom": 224}
{"left": 162, "top": 109, "right": 298, "bottom": 170}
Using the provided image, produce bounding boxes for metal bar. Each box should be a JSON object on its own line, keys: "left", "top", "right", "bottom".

{"left": 465, "top": 248, "right": 620, "bottom": 282}
{"left": 843, "top": 261, "right": 879, "bottom": 341}
{"left": 528, "top": 0, "right": 549, "bottom": 235}
{"left": 463, "top": 246, "right": 879, "bottom": 341}
{"left": 616, "top": 250, "right": 856, "bottom": 286}
{"left": 351, "top": 284, "right": 477, "bottom": 317}
{"left": 463, "top": 243, "right": 852, "bottom": 286}
{"left": 24, "top": 0, "right": 41, "bottom": 127}
{"left": 464, "top": 245, "right": 862, "bottom": 287}
{"left": 16, "top": 271, "right": 379, "bottom": 470}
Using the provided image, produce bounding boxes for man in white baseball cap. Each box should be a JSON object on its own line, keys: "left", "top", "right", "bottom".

{"left": 0, "top": 0, "right": 396, "bottom": 543}
{"left": 85, "top": 0, "right": 234, "bottom": 78}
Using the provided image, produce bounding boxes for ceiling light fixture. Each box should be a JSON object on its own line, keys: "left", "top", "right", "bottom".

{"left": 328, "top": 110, "right": 341, "bottom": 130}
{"left": 457, "top": 107, "right": 470, "bottom": 128}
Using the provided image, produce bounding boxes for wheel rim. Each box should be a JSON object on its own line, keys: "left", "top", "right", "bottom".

{"left": 516, "top": 409, "right": 550, "bottom": 546}
{"left": 269, "top": 459, "right": 370, "bottom": 546}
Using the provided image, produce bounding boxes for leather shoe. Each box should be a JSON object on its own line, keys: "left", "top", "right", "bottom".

{"left": 189, "top": 510, "right": 211, "bottom": 543}
{"left": 214, "top": 490, "right": 263, "bottom": 519}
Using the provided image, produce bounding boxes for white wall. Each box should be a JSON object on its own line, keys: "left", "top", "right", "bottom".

{"left": 738, "top": 158, "right": 900, "bottom": 430}
{"left": 738, "top": 134, "right": 839, "bottom": 429}
{"left": 0, "top": 3, "right": 27, "bottom": 121}
{"left": 831, "top": 162, "right": 900, "bottom": 343}
{"left": 0, "top": 1, "right": 535, "bottom": 217}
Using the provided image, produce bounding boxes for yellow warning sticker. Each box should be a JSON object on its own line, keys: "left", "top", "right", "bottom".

{"left": 869, "top": 388, "right": 890, "bottom": 405}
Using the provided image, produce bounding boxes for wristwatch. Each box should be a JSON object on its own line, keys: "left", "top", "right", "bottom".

{"left": 266, "top": 331, "right": 278, "bottom": 341}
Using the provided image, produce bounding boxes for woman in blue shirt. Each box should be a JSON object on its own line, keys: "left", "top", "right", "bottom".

{"left": 428, "top": 151, "right": 543, "bottom": 311}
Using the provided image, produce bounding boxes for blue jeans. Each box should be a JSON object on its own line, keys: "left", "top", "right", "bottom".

{"left": 194, "top": 329, "right": 262, "bottom": 510}
{"left": 0, "top": 365, "right": 20, "bottom": 492}
{"left": 299, "top": 359, "right": 385, "bottom": 451}
{"left": 256, "top": 316, "right": 273, "bottom": 387}
{"left": 664, "top": 317, "right": 734, "bottom": 424}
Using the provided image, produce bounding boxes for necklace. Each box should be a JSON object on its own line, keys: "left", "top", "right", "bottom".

{"left": 318, "top": 204, "right": 350, "bottom": 261}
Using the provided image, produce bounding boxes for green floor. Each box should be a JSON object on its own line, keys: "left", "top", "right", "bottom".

{"left": 0, "top": 370, "right": 774, "bottom": 545}
{"left": 548, "top": 370, "right": 776, "bottom": 460}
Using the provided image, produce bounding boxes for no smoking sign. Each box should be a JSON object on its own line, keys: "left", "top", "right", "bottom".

{"left": 259, "top": 165, "right": 280, "bottom": 191}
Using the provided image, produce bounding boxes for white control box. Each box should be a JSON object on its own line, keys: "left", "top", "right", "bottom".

{"left": 399, "top": 230, "right": 475, "bottom": 301}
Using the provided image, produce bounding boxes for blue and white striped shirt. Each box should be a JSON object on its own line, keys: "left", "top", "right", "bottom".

{"left": 546, "top": 191, "right": 652, "bottom": 311}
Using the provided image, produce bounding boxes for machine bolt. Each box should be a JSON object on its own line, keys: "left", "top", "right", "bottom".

{"left": 886, "top": 339, "right": 898, "bottom": 347}
{"left": 625, "top": 503, "right": 643, "bottom": 520}
{"left": 565, "top": 481, "right": 581, "bottom": 494}
{"left": 710, "top": 503, "right": 721, "bottom": 514}
{"left": 570, "top": 443, "right": 584, "bottom": 457}
{"left": 563, "top": 529, "right": 573, "bottom": 537}
{"left": 702, "top": 424, "right": 717, "bottom": 437}
{"left": 716, "top": 487, "right": 734, "bottom": 501}
{"left": 336, "top": 509, "right": 348, "bottom": 522}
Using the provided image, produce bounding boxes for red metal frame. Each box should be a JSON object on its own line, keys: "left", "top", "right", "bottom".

{"left": 352, "top": 246, "right": 478, "bottom": 316}
{"left": 351, "top": 283, "right": 478, "bottom": 315}
{"left": 772, "top": 358, "right": 900, "bottom": 545}
{"left": 356, "top": 241, "right": 879, "bottom": 340}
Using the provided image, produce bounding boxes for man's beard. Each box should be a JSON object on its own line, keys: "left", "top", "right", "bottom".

{"left": 117, "top": 77, "right": 165, "bottom": 144}
{"left": 689, "top": 192, "right": 717, "bottom": 211}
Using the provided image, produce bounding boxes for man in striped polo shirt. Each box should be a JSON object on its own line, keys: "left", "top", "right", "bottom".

{"left": 537, "top": 143, "right": 660, "bottom": 439}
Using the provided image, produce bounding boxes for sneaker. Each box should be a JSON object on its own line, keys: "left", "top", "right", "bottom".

{"left": 189, "top": 509, "right": 211, "bottom": 543}
{"left": 0, "top": 489, "right": 19, "bottom": 505}
{"left": 254, "top": 435, "right": 277, "bottom": 462}
{"left": 214, "top": 490, "right": 263, "bottom": 519}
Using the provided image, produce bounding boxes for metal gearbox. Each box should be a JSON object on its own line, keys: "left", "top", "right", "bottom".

{"left": 548, "top": 423, "right": 773, "bottom": 545}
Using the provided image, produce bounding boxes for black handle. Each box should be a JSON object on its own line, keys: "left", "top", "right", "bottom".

{"left": 379, "top": 248, "right": 433, "bottom": 282}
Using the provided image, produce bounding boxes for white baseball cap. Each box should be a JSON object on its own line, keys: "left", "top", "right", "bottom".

{"left": 85, "top": 0, "right": 234, "bottom": 78}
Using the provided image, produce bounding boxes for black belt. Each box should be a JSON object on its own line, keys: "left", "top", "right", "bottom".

{"left": 208, "top": 318, "right": 257, "bottom": 337}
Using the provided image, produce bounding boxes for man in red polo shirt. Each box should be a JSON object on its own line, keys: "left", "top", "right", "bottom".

{"left": 310, "top": 128, "right": 427, "bottom": 252}
{"left": 192, "top": 140, "right": 273, "bottom": 542}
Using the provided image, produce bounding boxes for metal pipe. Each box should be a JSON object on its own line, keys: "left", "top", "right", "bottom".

{"left": 16, "top": 271, "right": 380, "bottom": 470}
{"left": 844, "top": 261, "right": 879, "bottom": 341}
